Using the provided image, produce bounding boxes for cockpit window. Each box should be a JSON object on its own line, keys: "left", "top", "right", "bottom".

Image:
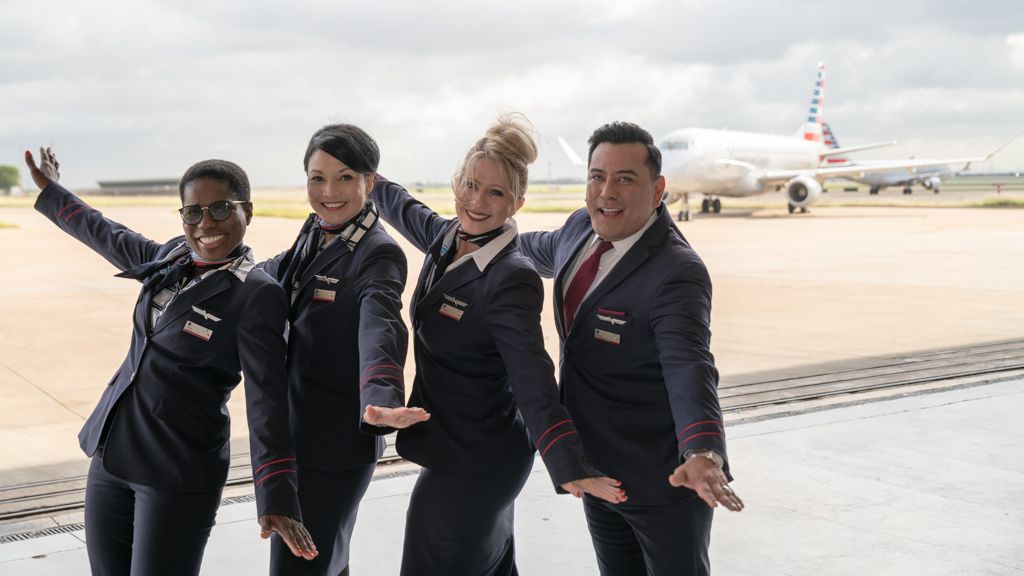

{"left": 662, "top": 140, "right": 690, "bottom": 151}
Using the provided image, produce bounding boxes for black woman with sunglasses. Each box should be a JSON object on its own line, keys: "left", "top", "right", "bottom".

{"left": 260, "top": 124, "right": 429, "bottom": 576}
{"left": 25, "top": 148, "right": 318, "bottom": 576}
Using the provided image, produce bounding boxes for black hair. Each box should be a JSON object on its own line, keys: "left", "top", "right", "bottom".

{"left": 586, "top": 121, "right": 662, "bottom": 178}
{"left": 178, "top": 159, "right": 251, "bottom": 202}
{"left": 303, "top": 124, "right": 380, "bottom": 174}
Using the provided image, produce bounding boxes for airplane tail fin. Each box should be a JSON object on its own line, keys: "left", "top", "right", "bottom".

{"left": 822, "top": 122, "right": 840, "bottom": 149}
{"left": 821, "top": 122, "right": 849, "bottom": 164}
{"left": 797, "top": 63, "right": 826, "bottom": 143}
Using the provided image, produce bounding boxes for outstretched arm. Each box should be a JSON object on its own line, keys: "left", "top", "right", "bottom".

{"left": 27, "top": 147, "right": 162, "bottom": 271}
{"left": 370, "top": 176, "right": 450, "bottom": 254}
{"left": 653, "top": 261, "right": 742, "bottom": 511}
{"left": 486, "top": 266, "right": 625, "bottom": 504}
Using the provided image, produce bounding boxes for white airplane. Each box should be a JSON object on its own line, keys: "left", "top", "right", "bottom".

{"left": 650, "top": 64, "right": 1017, "bottom": 219}
{"left": 821, "top": 122, "right": 949, "bottom": 195}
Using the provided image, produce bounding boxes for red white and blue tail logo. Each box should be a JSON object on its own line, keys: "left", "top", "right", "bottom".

{"left": 800, "top": 63, "right": 826, "bottom": 142}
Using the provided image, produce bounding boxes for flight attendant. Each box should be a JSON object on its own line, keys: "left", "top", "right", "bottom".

{"left": 25, "top": 148, "right": 316, "bottom": 576}
{"left": 260, "top": 124, "right": 428, "bottom": 576}
{"left": 371, "top": 114, "right": 626, "bottom": 576}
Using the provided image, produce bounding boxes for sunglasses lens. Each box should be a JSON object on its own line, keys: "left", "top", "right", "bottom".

{"left": 209, "top": 201, "right": 233, "bottom": 221}
{"left": 180, "top": 206, "right": 203, "bottom": 225}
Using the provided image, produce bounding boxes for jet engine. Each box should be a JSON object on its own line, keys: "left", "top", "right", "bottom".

{"left": 785, "top": 175, "right": 822, "bottom": 208}
{"left": 922, "top": 176, "right": 942, "bottom": 192}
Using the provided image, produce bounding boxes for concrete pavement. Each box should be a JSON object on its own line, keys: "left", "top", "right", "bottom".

{"left": 2, "top": 379, "right": 1020, "bottom": 575}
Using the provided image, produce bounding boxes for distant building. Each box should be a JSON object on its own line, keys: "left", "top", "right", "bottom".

{"left": 95, "top": 178, "right": 179, "bottom": 196}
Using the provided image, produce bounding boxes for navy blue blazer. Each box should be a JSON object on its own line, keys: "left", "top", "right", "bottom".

{"left": 372, "top": 178, "right": 599, "bottom": 487}
{"left": 519, "top": 206, "right": 729, "bottom": 505}
{"left": 36, "top": 183, "right": 300, "bottom": 519}
{"left": 260, "top": 213, "right": 408, "bottom": 471}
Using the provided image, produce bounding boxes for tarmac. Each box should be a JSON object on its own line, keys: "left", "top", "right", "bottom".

{"left": 1, "top": 196, "right": 1023, "bottom": 573}
{"left": 1, "top": 379, "right": 1020, "bottom": 575}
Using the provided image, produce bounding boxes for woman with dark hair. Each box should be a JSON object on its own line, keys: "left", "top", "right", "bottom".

{"left": 260, "top": 124, "right": 427, "bottom": 576}
{"left": 371, "top": 114, "right": 627, "bottom": 576}
{"left": 24, "top": 148, "right": 316, "bottom": 576}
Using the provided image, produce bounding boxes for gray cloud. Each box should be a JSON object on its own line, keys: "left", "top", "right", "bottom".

{"left": 1, "top": 0, "right": 1022, "bottom": 189}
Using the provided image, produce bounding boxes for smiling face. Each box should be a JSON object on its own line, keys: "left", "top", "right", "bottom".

{"left": 454, "top": 157, "right": 524, "bottom": 235}
{"left": 306, "top": 149, "right": 374, "bottom": 226}
{"left": 181, "top": 177, "right": 251, "bottom": 261}
{"left": 585, "top": 142, "right": 666, "bottom": 242}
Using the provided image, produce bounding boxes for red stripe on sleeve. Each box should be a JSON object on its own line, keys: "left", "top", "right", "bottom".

{"left": 534, "top": 419, "right": 572, "bottom": 448}
{"left": 540, "top": 431, "right": 578, "bottom": 457}
{"left": 253, "top": 457, "right": 296, "bottom": 477}
{"left": 254, "top": 468, "right": 297, "bottom": 486}
{"left": 677, "top": 419, "right": 723, "bottom": 438}
{"left": 678, "top": 431, "right": 723, "bottom": 448}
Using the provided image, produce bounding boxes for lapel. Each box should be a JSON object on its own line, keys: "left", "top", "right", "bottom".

{"left": 413, "top": 225, "right": 516, "bottom": 319}
{"left": 565, "top": 210, "right": 671, "bottom": 338}
{"left": 138, "top": 288, "right": 156, "bottom": 336}
{"left": 293, "top": 236, "right": 352, "bottom": 296}
{"left": 151, "top": 271, "right": 233, "bottom": 336}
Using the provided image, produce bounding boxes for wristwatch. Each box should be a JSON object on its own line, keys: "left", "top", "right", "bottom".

{"left": 685, "top": 449, "right": 724, "bottom": 469}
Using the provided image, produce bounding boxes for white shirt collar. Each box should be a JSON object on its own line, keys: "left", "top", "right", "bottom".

{"left": 446, "top": 218, "right": 518, "bottom": 273}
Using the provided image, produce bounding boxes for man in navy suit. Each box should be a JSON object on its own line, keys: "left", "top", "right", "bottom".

{"left": 518, "top": 122, "right": 743, "bottom": 575}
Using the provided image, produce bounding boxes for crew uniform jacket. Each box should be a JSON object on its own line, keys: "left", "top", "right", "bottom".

{"left": 519, "top": 205, "right": 730, "bottom": 505}
{"left": 260, "top": 212, "right": 408, "bottom": 470}
{"left": 372, "top": 178, "right": 600, "bottom": 488}
{"left": 35, "top": 182, "right": 301, "bottom": 519}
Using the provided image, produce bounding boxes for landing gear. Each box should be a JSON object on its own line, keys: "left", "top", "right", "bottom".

{"left": 700, "top": 197, "right": 722, "bottom": 213}
{"left": 675, "top": 193, "right": 693, "bottom": 221}
{"left": 869, "top": 186, "right": 880, "bottom": 195}
{"left": 902, "top": 186, "right": 913, "bottom": 195}
{"left": 787, "top": 203, "right": 809, "bottom": 214}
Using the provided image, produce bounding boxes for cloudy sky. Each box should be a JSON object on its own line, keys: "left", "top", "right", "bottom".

{"left": 2, "top": 0, "right": 1022, "bottom": 189}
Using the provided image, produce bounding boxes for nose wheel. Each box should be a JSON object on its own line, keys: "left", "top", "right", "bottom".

{"left": 674, "top": 192, "right": 693, "bottom": 221}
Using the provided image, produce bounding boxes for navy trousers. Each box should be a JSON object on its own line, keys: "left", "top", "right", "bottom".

{"left": 84, "top": 454, "right": 222, "bottom": 576}
{"left": 269, "top": 464, "right": 375, "bottom": 576}
{"left": 400, "top": 455, "right": 534, "bottom": 576}
{"left": 583, "top": 495, "right": 713, "bottom": 576}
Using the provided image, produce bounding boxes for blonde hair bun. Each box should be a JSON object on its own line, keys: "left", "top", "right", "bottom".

{"left": 454, "top": 112, "right": 539, "bottom": 203}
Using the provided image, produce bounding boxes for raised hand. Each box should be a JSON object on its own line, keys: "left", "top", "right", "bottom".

{"left": 561, "top": 476, "right": 627, "bottom": 504}
{"left": 24, "top": 147, "right": 61, "bottom": 189}
{"left": 363, "top": 405, "right": 431, "bottom": 429}
{"left": 258, "top": 514, "right": 318, "bottom": 560}
{"left": 668, "top": 457, "right": 744, "bottom": 511}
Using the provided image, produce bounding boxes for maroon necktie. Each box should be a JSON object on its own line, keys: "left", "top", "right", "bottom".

{"left": 562, "top": 239, "right": 613, "bottom": 332}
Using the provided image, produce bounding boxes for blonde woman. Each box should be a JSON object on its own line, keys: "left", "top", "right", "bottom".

{"left": 372, "top": 114, "right": 625, "bottom": 575}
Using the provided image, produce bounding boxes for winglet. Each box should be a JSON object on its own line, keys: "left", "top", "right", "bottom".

{"left": 558, "top": 136, "right": 586, "bottom": 167}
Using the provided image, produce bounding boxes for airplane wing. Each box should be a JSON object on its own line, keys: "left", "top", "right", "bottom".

{"left": 820, "top": 140, "right": 898, "bottom": 157}
{"left": 761, "top": 130, "right": 1022, "bottom": 185}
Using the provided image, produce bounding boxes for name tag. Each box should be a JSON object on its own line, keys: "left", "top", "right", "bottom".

{"left": 183, "top": 321, "right": 213, "bottom": 341}
{"left": 313, "top": 289, "right": 336, "bottom": 302}
{"left": 439, "top": 303, "right": 464, "bottom": 321}
{"left": 594, "top": 328, "right": 620, "bottom": 345}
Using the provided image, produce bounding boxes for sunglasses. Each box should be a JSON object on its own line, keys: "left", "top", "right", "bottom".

{"left": 178, "top": 200, "right": 249, "bottom": 225}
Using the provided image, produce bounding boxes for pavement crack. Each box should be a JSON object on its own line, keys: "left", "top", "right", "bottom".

{"left": 0, "top": 361, "right": 86, "bottom": 421}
